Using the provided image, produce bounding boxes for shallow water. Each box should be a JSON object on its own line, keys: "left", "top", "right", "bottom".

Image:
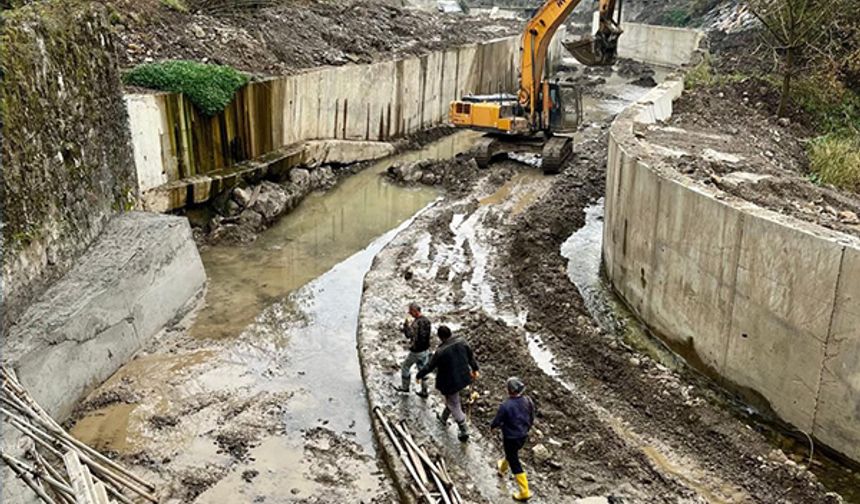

{"left": 69, "top": 132, "right": 487, "bottom": 501}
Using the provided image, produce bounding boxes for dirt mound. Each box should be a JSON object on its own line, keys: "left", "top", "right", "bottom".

{"left": 108, "top": 0, "right": 519, "bottom": 76}
{"left": 650, "top": 84, "right": 860, "bottom": 239}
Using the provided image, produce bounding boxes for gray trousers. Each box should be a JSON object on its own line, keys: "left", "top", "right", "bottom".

{"left": 444, "top": 392, "right": 466, "bottom": 423}
{"left": 401, "top": 350, "right": 429, "bottom": 391}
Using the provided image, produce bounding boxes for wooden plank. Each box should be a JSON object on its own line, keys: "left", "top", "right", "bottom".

{"left": 93, "top": 482, "right": 111, "bottom": 504}
{"left": 64, "top": 451, "right": 95, "bottom": 504}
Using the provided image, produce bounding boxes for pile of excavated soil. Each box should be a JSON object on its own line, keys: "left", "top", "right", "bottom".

{"left": 108, "top": 0, "right": 520, "bottom": 76}
{"left": 647, "top": 84, "right": 860, "bottom": 238}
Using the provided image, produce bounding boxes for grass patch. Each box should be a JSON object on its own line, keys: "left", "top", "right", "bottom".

{"left": 663, "top": 9, "right": 689, "bottom": 27}
{"left": 808, "top": 134, "right": 860, "bottom": 190}
{"left": 123, "top": 60, "right": 249, "bottom": 116}
{"left": 160, "top": 0, "right": 188, "bottom": 12}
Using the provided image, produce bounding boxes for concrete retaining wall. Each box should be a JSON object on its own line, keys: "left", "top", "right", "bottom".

{"left": 592, "top": 13, "right": 704, "bottom": 66}
{"left": 2, "top": 213, "right": 206, "bottom": 420}
{"left": 127, "top": 33, "right": 566, "bottom": 207}
{"left": 603, "top": 81, "right": 860, "bottom": 462}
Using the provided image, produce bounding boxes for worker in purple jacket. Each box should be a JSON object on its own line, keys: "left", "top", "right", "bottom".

{"left": 491, "top": 377, "right": 535, "bottom": 501}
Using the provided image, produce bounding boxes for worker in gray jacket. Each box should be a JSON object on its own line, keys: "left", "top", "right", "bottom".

{"left": 394, "top": 302, "right": 432, "bottom": 397}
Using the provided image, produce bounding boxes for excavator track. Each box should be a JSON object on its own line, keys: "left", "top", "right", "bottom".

{"left": 542, "top": 136, "right": 573, "bottom": 175}
{"left": 474, "top": 136, "right": 501, "bottom": 169}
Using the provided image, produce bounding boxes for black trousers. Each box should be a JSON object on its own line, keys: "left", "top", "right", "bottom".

{"left": 503, "top": 436, "right": 527, "bottom": 474}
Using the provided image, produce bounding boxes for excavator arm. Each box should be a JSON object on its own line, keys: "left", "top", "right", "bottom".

{"left": 520, "top": 0, "right": 623, "bottom": 125}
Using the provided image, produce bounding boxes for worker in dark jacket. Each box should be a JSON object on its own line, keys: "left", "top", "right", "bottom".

{"left": 416, "top": 325, "right": 479, "bottom": 442}
{"left": 394, "top": 302, "right": 432, "bottom": 397}
{"left": 491, "top": 377, "right": 535, "bottom": 501}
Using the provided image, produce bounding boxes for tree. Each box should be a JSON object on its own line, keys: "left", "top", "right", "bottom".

{"left": 746, "top": 0, "right": 833, "bottom": 117}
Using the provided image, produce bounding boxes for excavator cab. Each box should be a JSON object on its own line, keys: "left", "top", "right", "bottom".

{"left": 547, "top": 82, "right": 582, "bottom": 133}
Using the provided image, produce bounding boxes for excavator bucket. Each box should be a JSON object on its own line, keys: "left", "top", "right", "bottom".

{"left": 564, "top": 38, "right": 606, "bottom": 66}
{"left": 563, "top": 31, "right": 620, "bottom": 67}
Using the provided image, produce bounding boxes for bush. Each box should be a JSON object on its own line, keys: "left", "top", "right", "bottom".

{"left": 123, "top": 60, "right": 249, "bottom": 116}
{"left": 808, "top": 134, "right": 860, "bottom": 191}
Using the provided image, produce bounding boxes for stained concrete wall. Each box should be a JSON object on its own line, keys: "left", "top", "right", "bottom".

{"left": 603, "top": 81, "right": 860, "bottom": 463}
{"left": 592, "top": 13, "right": 704, "bottom": 66}
{"left": 1, "top": 1, "right": 138, "bottom": 327}
{"left": 128, "top": 32, "right": 566, "bottom": 199}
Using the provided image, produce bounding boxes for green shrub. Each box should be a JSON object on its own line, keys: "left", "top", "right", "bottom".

{"left": 123, "top": 60, "right": 249, "bottom": 116}
{"left": 684, "top": 57, "right": 713, "bottom": 90}
{"left": 808, "top": 134, "right": 860, "bottom": 191}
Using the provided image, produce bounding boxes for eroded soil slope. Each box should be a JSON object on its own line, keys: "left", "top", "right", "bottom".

{"left": 108, "top": 0, "right": 519, "bottom": 75}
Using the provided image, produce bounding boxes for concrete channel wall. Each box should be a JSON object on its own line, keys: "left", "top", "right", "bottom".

{"left": 127, "top": 33, "right": 566, "bottom": 211}
{"left": 592, "top": 13, "right": 705, "bottom": 66}
{"left": 603, "top": 81, "right": 860, "bottom": 463}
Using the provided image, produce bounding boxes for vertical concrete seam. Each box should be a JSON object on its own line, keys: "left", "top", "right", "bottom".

{"left": 811, "top": 245, "right": 847, "bottom": 433}
{"left": 720, "top": 212, "right": 745, "bottom": 376}
{"left": 644, "top": 176, "right": 663, "bottom": 322}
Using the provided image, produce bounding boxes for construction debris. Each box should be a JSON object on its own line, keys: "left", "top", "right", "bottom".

{"left": 373, "top": 407, "right": 463, "bottom": 504}
{"left": 0, "top": 367, "right": 156, "bottom": 504}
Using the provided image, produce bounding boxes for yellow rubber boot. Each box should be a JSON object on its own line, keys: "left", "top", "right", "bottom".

{"left": 497, "top": 459, "right": 509, "bottom": 477}
{"left": 512, "top": 472, "right": 532, "bottom": 501}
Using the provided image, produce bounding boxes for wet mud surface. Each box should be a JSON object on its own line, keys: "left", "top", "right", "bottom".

{"left": 358, "top": 62, "right": 851, "bottom": 503}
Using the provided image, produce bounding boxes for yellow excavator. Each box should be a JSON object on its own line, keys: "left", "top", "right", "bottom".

{"left": 449, "top": 0, "right": 623, "bottom": 174}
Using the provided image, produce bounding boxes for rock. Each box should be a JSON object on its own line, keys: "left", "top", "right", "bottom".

{"left": 629, "top": 75, "right": 657, "bottom": 88}
{"left": 190, "top": 23, "right": 206, "bottom": 39}
{"left": 318, "top": 166, "right": 337, "bottom": 189}
{"left": 238, "top": 209, "right": 264, "bottom": 230}
{"left": 778, "top": 117, "right": 791, "bottom": 127}
{"left": 838, "top": 210, "right": 860, "bottom": 225}
{"left": 532, "top": 443, "right": 551, "bottom": 462}
{"left": 232, "top": 186, "right": 252, "bottom": 207}
{"left": 289, "top": 168, "right": 311, "bottom": 190}
{"left": 250, "top": 182, "right": 288, "bottom": 222}
{"left": 421, "top": 172, "right": 437, "bottom": 185}
{"left": 225, "top": 199, "right": 241, "bottom": 216}
{"left": 629, "top": 357, "right": 641, "bottom": 367}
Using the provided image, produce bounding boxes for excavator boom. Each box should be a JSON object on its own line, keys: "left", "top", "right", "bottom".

{"left": 519, "top": 0, "right": 623, "bottom": 126}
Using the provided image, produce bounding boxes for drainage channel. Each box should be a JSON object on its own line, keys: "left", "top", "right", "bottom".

{"left": 560, "top": 199, "right": 860, "bottom": 502}
{"left": 68, "top": 131, "right": 480, "bottom": 502}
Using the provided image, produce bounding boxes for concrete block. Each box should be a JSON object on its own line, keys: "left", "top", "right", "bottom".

{"left": 724, "top": 214, "right": 843, "bottom": 431}
{"left": 3, "top": 213, "right": 205, "bottom": 420}
{"left": 814, "top": 246, "right": 860, "bottom": 461}
{"left": 304, "top": 140, "right": 396, "bottom": 166}
{"left": 647, "top": 179, "right": 743, "bottom": 371}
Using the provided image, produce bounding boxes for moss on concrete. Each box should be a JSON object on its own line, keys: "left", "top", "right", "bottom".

{"left": 1, "top": 0, "right": 137, "bottom": 324}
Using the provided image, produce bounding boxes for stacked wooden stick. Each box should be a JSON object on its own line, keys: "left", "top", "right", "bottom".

{"left": 373, "top": 407, "right": 464, "bottom": 504}
{"left": 1, "top": 367, "right": 157, "bottom": 504}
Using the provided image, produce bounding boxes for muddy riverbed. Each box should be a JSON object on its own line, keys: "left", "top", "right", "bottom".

{"left": 67, "top": 134, "right": 489, "bottom": 502}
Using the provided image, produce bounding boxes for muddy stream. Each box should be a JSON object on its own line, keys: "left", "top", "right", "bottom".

{"left": 69, "top": 132, "right": 481, "bottom": 502}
